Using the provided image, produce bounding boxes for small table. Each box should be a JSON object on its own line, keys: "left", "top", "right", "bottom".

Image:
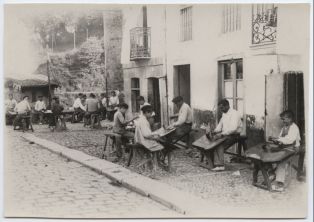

{"left": 245, "top": 143, "right": 296, "bottom": 191}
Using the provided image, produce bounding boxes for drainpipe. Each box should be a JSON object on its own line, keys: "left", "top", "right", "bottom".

{"left": 264, "top": 69, "right": 274, "bottom": 141}
{"left": 164, "top": 6, "right": 169, "bottom": 126}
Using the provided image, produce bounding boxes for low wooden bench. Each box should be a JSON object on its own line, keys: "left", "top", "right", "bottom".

{"left": 126, "top": 143, "right": 165, "bottom": 172}
{"left": 245, "top": 143, "right": 297, "bottom": 191}
{"left": 192, "top": 134, "right": 247, "bottom": 170}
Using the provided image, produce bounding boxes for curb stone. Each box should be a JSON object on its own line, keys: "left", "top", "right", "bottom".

{"left": 22, "top": 133, "right": 218, "bottom": 216}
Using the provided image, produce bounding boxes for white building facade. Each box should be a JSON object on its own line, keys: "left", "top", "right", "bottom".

{"left": 121, "top": 4, "right": 310, "bottom": 147}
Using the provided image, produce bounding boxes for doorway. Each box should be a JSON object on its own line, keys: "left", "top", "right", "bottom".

{"left": 147, "top": 78, "right": 161, "bottom": 123}
{"left": 173, "top": 65, "right": 191, "bottom": 109}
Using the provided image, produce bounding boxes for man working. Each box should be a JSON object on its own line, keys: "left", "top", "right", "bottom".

{"left": 268, "top": 110, "right": 301, "bottom": 191}
{"left": 84, "top": 93, "right": 100, "bottom": 127}
{"left": 168, "top": 96, "right": 193, "bottom": 147}
{"left": 99, "top": 93, "right": 107, "bottom": 120}
{"left": 49, "top": 97, "right": 65, "bottom": 131}
{"left": 34, "top": 96, "right": 46, "bottom": 124}
{"left": 5, "top": 93, "right": 17, "bottom": 125}
{"left": 73, "top": 93, "right": 86, "bottom": 122}
{"left": 13, "top": 96, "right": 31, "bottom": 130}
{"left": 107, "top": 91, "right": 119, "bottom": 121}
{"left": 113, "top": 103, "right": 138, "bottom": 161}
{"left": 206, "top": 99, "right": 242, "bottom": 171}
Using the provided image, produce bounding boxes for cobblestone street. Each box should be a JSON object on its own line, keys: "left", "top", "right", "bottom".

{"left": 4, "top": 128, "right": 178, "bottom": 218}
{"left": 29, "top": 123, "right": 308, "bottom": 215}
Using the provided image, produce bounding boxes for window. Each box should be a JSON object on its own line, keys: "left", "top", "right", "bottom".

{"left": 252, "top": 4, "right": 277, "bottom": 44}
{"left": 219, "top": 59, "right": 244, "bottom": 116}
{"left": 222, "top": 4, "right": 241, "bottom": 33}
{"left": 180, "top": 7, "right": 192, "bottom": 41}
{"left": 131, "top": 78, "right": 140, "bottom": 112}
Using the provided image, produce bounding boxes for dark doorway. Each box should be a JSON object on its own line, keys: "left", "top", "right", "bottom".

{"left": 131, "top": 78, "right": 140, "bottom": 112}
{"left": 284, "top": 72, "right": 305, "bottom": 141}
{"left": 173, "top": 65, "right": 191, "bottom": 110}
{"left": 147, "top": 78, "right": 161, "bottom": 123}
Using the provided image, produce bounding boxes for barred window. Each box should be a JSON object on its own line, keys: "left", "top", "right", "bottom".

{"left": 222, "top": 4, "right": 241, "bottom": 33}
{"left": 180, "top": 7, "right": 192, "bottom": 41}
{"left": 252, "top": 4, "right": 277, "bottom": 44}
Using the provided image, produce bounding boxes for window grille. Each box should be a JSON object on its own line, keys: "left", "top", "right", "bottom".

{"left": 222, "top": 4, "right": 241, "bottom": 33}
{"left": 252, "top": 4, "right": 277, "bottom": 44}
{"left": 180, "top": 7, "right": 192, "bottom": 41}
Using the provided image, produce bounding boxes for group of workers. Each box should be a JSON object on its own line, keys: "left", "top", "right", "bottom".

{"left": 5, "top": 90, "right": 302, "bottom": 192}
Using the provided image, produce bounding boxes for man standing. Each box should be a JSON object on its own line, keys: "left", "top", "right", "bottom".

{"left": 99, "top": 93, "right": 107, "bottom": 120}
{"left": 34, "top": 96, "right": 46, "bottom": 124}
{"left": 14, "top": 96, "right": 31, "bottom": 130}
{"left": 208, "top": 99, "right": 243, "bottom": 171}
{"left": 169, "top": 96, "right": 193, "bottom": 147}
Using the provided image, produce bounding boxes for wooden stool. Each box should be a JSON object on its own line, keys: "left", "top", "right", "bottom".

{"left": 102, "top": 132, "right": 120, "bottom": 159}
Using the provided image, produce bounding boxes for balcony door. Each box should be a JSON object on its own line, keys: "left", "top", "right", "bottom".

{"left": 218, "top": 59, "right": 244, "bottom": 117}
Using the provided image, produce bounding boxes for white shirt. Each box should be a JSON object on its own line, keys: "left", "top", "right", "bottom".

{"left": 5, "top": 99, "right": 17, "bottom": 111}
{"left": 15, "top": 100, "right": 31, "bottom": 114}
{"left": 35, "top": 100, "right": 46, "bottom": 111}
{"left": 277, "top": 123, "right": 301, "bottom": 147}
{"left": 109, "top": 96, "right": 119, "bottom": 106}
{"left": 73, "top": 98, "right": 86, "bottom": 111}
{"left": 174, "top": 103, "right": 193, "bottom": 126}
{"left": 214, "top": 108, "right": 243, "bottom": 136}
{"left": 134, "top": 115, "right": 163, "bottom": 151}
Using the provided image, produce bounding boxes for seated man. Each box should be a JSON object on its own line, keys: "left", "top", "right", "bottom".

{"left": 113, "top": 103, "right": 133, "bottom": 161}
{"left": 84, "top": 93, "right": 100, "bottom": 126}
{"left": 34, "top": 96, "right": 46, "bottom": 124}
{"left": 13, "top": 96, "right": 31, "bottom": 130}
{"left": 206, "top": 99, "right": 243, "bottom": 171}
{"left": 73, "top": 93, "right": 86, "bottom": 122}
{"left": 268, "top": 110, "right": 301, "bottom": 192}
{"left": 134, "top": 105, "right": 163, "bottom": 151}
{"left": 168, "top": 96, "right": 193, "bottom": 147}
{"left": 49, "top": 97, "right": 65, "bottom": 130}
{"left": 137, "top": 96, "right": 155, "bottom": 126}
{"left": 108, "top": 91, "right": 119, "bottom": 121}
{"left": 5, "top": 93, "right": 17, "bottom": 125}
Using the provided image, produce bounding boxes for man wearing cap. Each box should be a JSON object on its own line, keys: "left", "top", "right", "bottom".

{"left": 34, "top": 95, "right": 46, "bottom": 124}
{"left": 169, "top": 96, "right": 193, "bottom": 147}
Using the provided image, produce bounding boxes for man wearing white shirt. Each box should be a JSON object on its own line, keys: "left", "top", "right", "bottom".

{"left": 167, "top": 96, "right": 193, "bottom": 148}
{"left": 73, "top": 93, "right": 86, "bottom": 122}
{"left": 208, "top": 99, "right": 243, "bottom": 171}
{"left": 34, "top": 96, "right": 46, "bottom": 124}
{"left": 14, "top": 96, "right": 31, "bottom": 130}
{"left": 5, "top": 94, "right": 17, "bottom": 125}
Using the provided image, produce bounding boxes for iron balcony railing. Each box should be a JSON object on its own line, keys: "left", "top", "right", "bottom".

{"left": 130, "top": 27, "right": 151, "bottom": 60}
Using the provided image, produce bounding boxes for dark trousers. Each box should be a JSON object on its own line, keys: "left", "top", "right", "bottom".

{"left": 13, "top": 113, "right": 30, "bottom": 129}
{"left": 33, "top": 110, "right": 44, "bottom": 123}
{"left": 113, "top": 130, "right": 134, "bottom": 158}
{"left": 100, "top": 107, "right": 107, "bottom": 120}
{"left": 166, "top": 123, "right": 192, "bottom": 145}
{"left": 213, "top": 134, "right": 240, "bottom": 166}
{"left": 74, "top": 108, "right": 85, "bottom": 122}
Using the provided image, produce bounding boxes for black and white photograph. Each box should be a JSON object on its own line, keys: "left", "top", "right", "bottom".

{"left": 1, "top": 1, "right": 312, "bottom": 220}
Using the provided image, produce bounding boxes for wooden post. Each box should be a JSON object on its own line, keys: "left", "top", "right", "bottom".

{"left": 47, "top": 56, "right": 52, "bottom": 108}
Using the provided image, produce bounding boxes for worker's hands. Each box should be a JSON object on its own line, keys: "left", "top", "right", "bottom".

{"left": 212, "top": 133, "right": 223, "bottom": 141}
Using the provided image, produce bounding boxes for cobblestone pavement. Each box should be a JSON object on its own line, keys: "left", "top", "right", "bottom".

{"left": 4, "top": 128, "right": 178, "bottom": 218}
{"left": 27, "top": 123, "right": 308, "bottom": 215}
